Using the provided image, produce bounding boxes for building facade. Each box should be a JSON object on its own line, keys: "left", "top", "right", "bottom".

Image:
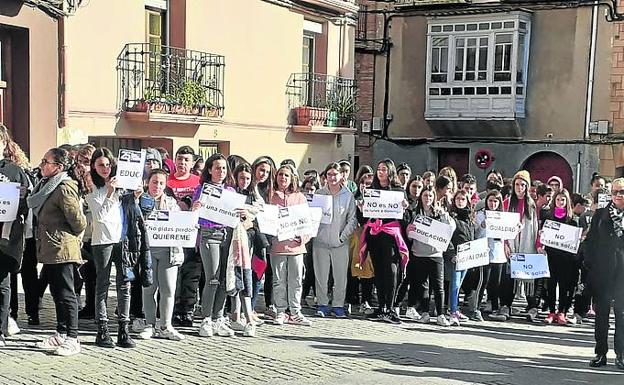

{"left": 57, "top": 0, "right": 359, "bottom": 172}
{"left": 355, "top": 0, "right": 624, "bottom": 193}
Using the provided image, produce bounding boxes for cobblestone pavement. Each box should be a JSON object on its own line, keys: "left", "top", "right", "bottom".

{"left": 2, "top": 293, "right": 624, "bottom": 385}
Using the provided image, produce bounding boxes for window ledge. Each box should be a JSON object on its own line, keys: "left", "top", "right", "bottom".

{"left": 290, "top": 124, "right": 356, "bottom": 134}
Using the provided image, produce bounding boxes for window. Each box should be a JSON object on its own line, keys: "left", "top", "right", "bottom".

{"left": 430, "top": 37, "right": 448, "bottom": 83}
{"left": 494, "top": 34, "right": 512, "bottom": 81}
{"left": 145, "top": 7, "right": 166, "bottom": 82}
{"left": 303, "top": 34, "right": 314, "bottom": 75}
{"left": 454, "top": 36, "right": 488, "bottom": 81}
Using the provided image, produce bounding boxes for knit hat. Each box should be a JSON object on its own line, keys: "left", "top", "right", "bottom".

{"left": 513, "top": 170, "right": 531, "bottom": 186}
{"left": 547, "top": 175, "right": 563, "bottom": 188}
{"left": 145, "top": 147, "right": 162, "bottom": 169}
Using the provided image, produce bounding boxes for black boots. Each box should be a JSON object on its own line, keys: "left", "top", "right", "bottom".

{"left": 117, "top": 321, "right": 136, "bottom": 349}
{"left": 95, "top": 320, "right": 115, "bottom": 348}
{"left": 589, "top": 354, "right": 607, "bottom": 367}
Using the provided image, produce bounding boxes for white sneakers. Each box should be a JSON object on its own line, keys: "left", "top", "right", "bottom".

{"left": 132, "top": 319, "right": 148, "bottom": 333}
{"left": 405, "top": 307, "right": 421, "bottom": 321}
{"left": 6, "top": 317, "right": 20, "bottom": 336}
{"left": 289, "top": 313, "right": 313, "bottom": 326}
{"left": 36, "top": 333, "right": 80, "bottom": 356}
{"left": 230, "top": 319, "right": 247, "bottom": 332}
{"left": 198, "top": 318, "right": 214, "bottom": 337}
{"left": 359, "top": 302, "right": 374, "bottom": 315}
{"left": 155, "top": 326, "right": 186, "bottom": 341}
{"left": 213, "top": 318, "right": 235, "bottom": 337}
{"left": 449, "top": 312, "right": 461, "bottom": 326}
{"left": 436, "top": 315, "right": 450, "bottom": 327}
{"left": 138, "top": 326, "right": 154, "bottom": 340}
{"left": 243, "top": 323, "right": 257, "bottom": 337}
{"left": 274, "top": 313, "right": 287, "bottom": 325}
{"left": 36, "top": 332, "right": 67, "bottom": 350}
{"left": 417, "top": 313, "right": 431, "bottom": 324}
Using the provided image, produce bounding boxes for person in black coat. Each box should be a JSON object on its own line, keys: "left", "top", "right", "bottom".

{"left": 585, "top": 177, "right": 624, "bottom": 369}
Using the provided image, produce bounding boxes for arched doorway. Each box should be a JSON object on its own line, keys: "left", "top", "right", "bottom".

{"left": 522, "top": 151, "right": 573, "bottom": 191}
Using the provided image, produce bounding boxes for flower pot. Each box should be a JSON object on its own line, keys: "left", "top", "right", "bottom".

{"left": 326, "top": 111, "right": 338, "bottom": 127}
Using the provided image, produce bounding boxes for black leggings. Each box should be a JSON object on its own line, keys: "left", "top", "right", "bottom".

{"left": 367, "top": 232, "right": 400, "bottom": 312}
{"left": 546, "top": 252, "right": 577, "bottom": 313}
{"left": 486, "top": 263, "right": 506, "bottom": 311}
{"left": 45, "top": 263, "right": 79, "bottom": 339}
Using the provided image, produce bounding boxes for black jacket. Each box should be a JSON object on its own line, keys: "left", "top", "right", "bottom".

{"left": 446, "top": 208, "right": 475, "bottom": 262}
{"left": 542, "top": 213, "right": 580, "bottom": 261}
{"left": 584, "top": 203, "right": 624, "bottom": 298}
{"left": 121, "top": 194, "right": 152, "bottom": 287}
{"left": 0, "top": 159, "right": 30, "bottom": 272}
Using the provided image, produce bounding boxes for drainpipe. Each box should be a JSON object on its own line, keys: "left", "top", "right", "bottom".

{"left": 584, "top": 2, "right": 598, "bottom": 140}
{"left": 58, "top": 15, "right": 67, "bottom": 129}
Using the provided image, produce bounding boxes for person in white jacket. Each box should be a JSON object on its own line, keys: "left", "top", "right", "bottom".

{"left": 313, "top": 162, "right": 357, "bottom": 318}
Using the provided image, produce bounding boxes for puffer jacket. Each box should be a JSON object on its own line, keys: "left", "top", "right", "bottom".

{"left": 121, "top": 194, "right": 152, "bottom": 286}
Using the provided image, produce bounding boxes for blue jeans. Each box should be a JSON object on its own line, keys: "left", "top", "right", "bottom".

{"left": 449, "top": 269, "right": 467, "bottom": 313}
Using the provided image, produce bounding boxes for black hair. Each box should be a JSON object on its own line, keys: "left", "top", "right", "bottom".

{"left": 536, "top": 184, "right": 552, "bottom": 198}
{"left": 460, "top": 173, "right": 477, "bottom": 186}
{"left": 371, "top": 158, "right": 402, "bottom": 189}
{"left": 414, "top": 185, "right": 437, "bottom": 217}
{"left": 175, "top": 145, "right": 195, "bottom": 157}
{"left": 571, "top": 193, "right": 589, "bottom": 207}
{"left": 201, "top": 153, "right": 234, "bottom": 186}
{"left": 233, "top": 163, "right": 253, "bottom": 193}
{"left": 484, "top": 190, "right": 504, "bottom": 212}
{"left": 90, "top": 147, "right": 117, "bottom": 188}
{"left": 590, "top": 173, "right": 605, "bottom": 186}
{"left": 227, "top": 155, "right": 248, "bottom": 173}
{"left": 435, "top": 175, "right": 452, "bottom": 191}
{"left": 397, "top": 162, "right": 411, "bottom": 172}
{"left": 323, "top": 162, "right": 341, "bottom": 175}
{"left": 302, "top": 175, "right": 320, "bottom": 191}
{"left": 147, "top": 168, "right": 169, "bottom": 182}
{"left": 280, "top": 158, "right": 296, "bottom": 168}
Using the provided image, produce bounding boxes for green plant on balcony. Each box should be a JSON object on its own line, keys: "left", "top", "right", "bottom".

{"left": 179, "top": 79, "right": 208, "bottom": 115}
{"left": 326, "top": 87, "right": 358, "bottom": 128}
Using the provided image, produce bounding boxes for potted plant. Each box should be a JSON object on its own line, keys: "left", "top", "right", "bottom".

{"left": 326, "top": 86, "right": 358, "bottom": 128}
{"left": 179, "top": 79, "right": 208, "bottom": 115}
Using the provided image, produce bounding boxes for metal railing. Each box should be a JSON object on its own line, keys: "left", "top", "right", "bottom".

{"left": 286, "top": 73, "right": 357, "bottom": 128}
{"left": 117, "top": 43, "right": 225, "bottom": 117}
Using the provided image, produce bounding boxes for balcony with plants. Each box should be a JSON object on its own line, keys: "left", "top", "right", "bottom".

{"left": 117, "top": 43, "right": 225, "bottom": 124}
{"left": 286, "top": 73, "right": 357, "bottom": 134}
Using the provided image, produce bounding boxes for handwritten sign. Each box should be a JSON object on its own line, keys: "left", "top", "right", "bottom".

{"left": 510, "top": 253, "right": 550, "bottom": 279}
{"left": 0, "top": 182, "right": 20, "bottom": 222}
{"left": 198, "top": 184, "right": 247, "bottom": 228}
{"left": 306, "top": 193, "right": 333, "bottom": 224}
{"left": 145, "top": 211, "right": 198, "bottom": 248}
{"left": 116, "top": 149, "right": 146, "bottom": 190}
{"left": 455, "top": 238, "right": 490, "bottom": 271}
{"left": 408, "top": 215, "right": 453, "bottom": 252}
{"left": 485, "top": 211, "right": 520, "bottom": 240}
{"left": 540, "top": 219, "right": 583, "bottom": 254}
{"left": 362, "top": 189, "right": 404, "bottom": 219}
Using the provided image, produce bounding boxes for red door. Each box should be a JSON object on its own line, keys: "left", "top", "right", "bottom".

{"left": 522, "top": 151, "right": 573, "bottom": 191}
{"left": 438, "top": 148, "right": 469, "bottom": 177}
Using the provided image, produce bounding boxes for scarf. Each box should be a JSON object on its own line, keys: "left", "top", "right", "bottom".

{"left": 609, "top": 203, "right": 624, "bottom": 238}
{"left": 359, "top": 219, "right": 409, "bottom": 271}
{"left": 27, "top": 172, "right": 70, "bottom": 217}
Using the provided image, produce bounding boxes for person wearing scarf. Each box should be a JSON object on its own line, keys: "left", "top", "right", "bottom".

{"left": 585, "top": 177, "right": 624, "bottom": 370}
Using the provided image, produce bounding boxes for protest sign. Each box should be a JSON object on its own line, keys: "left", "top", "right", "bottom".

{"left": 485, "top": 211, "right": 520, "bottom": 240}
{"left": 407, "top": 214, "right": 453, "bottom": 252}
{"left": 455, "top": 238, "right": 490, "bottom": 271}
{"left": 306, "top": 193, "right": 333, "bottom": 224}
{"left": 510, "top": 253, "right": 550, "bottom": 279}
{"left": 0, "top": 182, "right": 20, "bottom": 222}
{"left": 198, "top": 184, "right": 247, "bottom": 228}
{"left": 277, "top": 204, "right": 312, "bottom": 241}
{"left": 362, "top": 189, "right": 404, "bottom": 219}
{"left": 540, "top": 219, "right": 583, "bottom": 254}
{"left": 145, "top": 211, "right": 198, "bottom": 248}
{"left": 306, "top": 207, "right": 323, "bottom": 237}
{"left": 256, "top": 203, "right": 279, "bottom": 236}
{"left": 597, "top": 193, "right": 609, "bottom": 209}
{"left": 116, "top": 149, "right": 146, "bottom": 190}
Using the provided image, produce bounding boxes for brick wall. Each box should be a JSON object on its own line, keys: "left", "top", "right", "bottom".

{"left": 611, "top": 10, "right": 624, "bottom": 175}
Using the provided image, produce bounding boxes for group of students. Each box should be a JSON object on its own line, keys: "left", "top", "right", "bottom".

{"left": 0, "top": 123, "right": 623, "bottom": 367}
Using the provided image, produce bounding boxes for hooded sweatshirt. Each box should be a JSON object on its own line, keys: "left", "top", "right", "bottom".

{"left": 313, "top": 185, "right": 357, "bottom": 249}
{"left": 270, "top": 190, "right": 310, "bottom": 256}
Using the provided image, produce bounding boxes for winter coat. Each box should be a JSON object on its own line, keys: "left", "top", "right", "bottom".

{"left": 34, "top": 180, "right": 87, "bottom": 265}
{"left": 121, "top": 194, "right": 152, "bottom": 286}
{"left": 0, "top": 159, "right": 30, "bottom": 272}
{"left": 313, "top": 185, "right": 357, "bottom": 249}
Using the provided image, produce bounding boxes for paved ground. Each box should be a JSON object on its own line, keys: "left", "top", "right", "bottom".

{"left": 2, "top": 293, "right": 624, "bottom": 385}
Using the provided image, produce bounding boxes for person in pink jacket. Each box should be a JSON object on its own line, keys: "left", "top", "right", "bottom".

{"left": 270, "top": 164, "right": 312, "bottom": 326}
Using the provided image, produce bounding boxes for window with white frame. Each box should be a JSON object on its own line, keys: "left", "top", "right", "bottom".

{"left": 425, "top": 12, "right": 531, "bottom": 119}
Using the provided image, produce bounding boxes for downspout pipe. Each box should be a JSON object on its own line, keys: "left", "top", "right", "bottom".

{"left": 58, "top": 16, "right": 67, "bottom": 129}
{"left": 584, "top": 2, "right": 599, "bottom": 140}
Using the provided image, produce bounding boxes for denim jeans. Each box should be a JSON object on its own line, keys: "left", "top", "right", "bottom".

{"left": 92, "top": 243, "right": 130, "bottom": 322}
{"left": 449, "top": 268, "right": 467, "bottom": 313}
{"left": 199, "top": 228, "right": 227, "bottom": 320}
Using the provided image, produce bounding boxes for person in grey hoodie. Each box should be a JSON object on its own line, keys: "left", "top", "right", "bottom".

{"left": 313, "top": 162, "right": 357, "bottom": 318}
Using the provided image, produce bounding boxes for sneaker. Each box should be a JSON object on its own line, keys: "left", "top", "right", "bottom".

{"left": 132, "top": 318, "right": 148, "bottom": 333}
{"left": 344, "top": 303, "right": 352, "bottom": 315}
{"left": 332, "top": 307, "right": 347, "bottom": 318}
{"left": 230, "top": 319, "right": 247, "bottom": 332}
{"left": 198, "top": 318, "right": 214, "bottom": 337}
{"left": 264, "top": 305, "right": 278, "bottom": 320}
{"left": 274, "top": 313, "right": 287, "bottom": 325}
{"left": 6, "top": 317, "right": 20, "bottom": 336}
{"left": 469, "top": 310, "right": 484, "bottom": 322}
{"left": 316, "top": 305, "right": 330, "bottom": 318}
{"left": 499, "top": 306, "right": 511, "bottom": 320}
{"left": 289, "top": 313, "right": 313, "bottom": 326}
{"left": 511, "top": 307, "right": 521, "bottom": 316}
{"left": 544, "top": 313, "right": 556, "bottom": 324}
{"left": 417, "top": 313, "right": 431, "bottom": 324}
{"left": 155, "top": 326, "right": 186, "bottom": 341}
{"left": 385, "top": 312, "right": 402, "bottom": 325}
{"left": 359, "top": 302, "right": 374, "bottom": 315}
{"left": 173, "top": 314, "right": 194, "bottom": 328}
{"left": 213, "top": 318, "right": 235, "bottom": 337}
{"left": 556, "top": 312, "right": 568, "bottom": 326}
{"left": 570, "top": 313, "right": 583, "bottom": 325}
{"left": 193, "top": 304, "right": 203, "bottom": 318}
{"left": 526, "top": 308, "right": 539, "bottom": 323}
{"left": 449, "top": 312, "right": 461, "bottom": 326}
{"left": 36, "top": 333, "right": 67, "bottom": 350}
{"left": 488, "top": 310, "right": 507, "bottom": 322}
{"left": 457, "top": 312, "right": 469, "bottom": 322}
{"left": 437, "top": 315, "right": 451, "bottom": 327}
{"left": 251, "top": 313, "right": 265, "bottom": 326}
{"left": 587, "top": 308, "right": 596, "bottom": 318}
{"left": 243, "top": 323, "right": 257, "bottom": 337}
{"left": 54, "top": 337, "right": 81, "bottom": 356}
{"left": 138, "top": 326, "right": 154, "bottom": 340}
{"left": 0, "top": 335, "right": 5, "bottom": 347}
{"left": 393, "top": 307, "right": 401, "bottom": 317}
{"left": 405, "top": 307, "right": 421, "bottom": 321}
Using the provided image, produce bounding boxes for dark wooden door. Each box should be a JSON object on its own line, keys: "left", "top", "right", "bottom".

{"left": 438, "top": 148, "right": 469, "bottom": 177}
{"left": 522, "top": 151, "right": 573, "bottom": 191}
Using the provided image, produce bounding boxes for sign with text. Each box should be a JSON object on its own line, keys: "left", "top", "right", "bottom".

{"left": 116, "top": 149, "right": 146, "bottom": 190}
{"left": 277, "top": 204, "right": 313, "bottom": 241}
{"left": 306, "top": 193, "right": 333, "bottom": 224}
{"left": 597, "top": 193, "right": 610, "bottom": 209}
{"left": 198, "top": 184, "right": 247, "bottom": 228}
{"left": 362, "top": 189, "right": 404, "bottom": 219}
{"left": 455, "top": 238, "right": 490, "bottom": 271}
{"left": 306, "top": 207, "right": 323, "bottom": 238}
{"left": 485, "top": 211, "right": 520, "bottom": 240}
{"left": 408, "top": 214, "right": 453, "bottom": 252}
{"left": 256, "top": 203, "right": 279, "bottom": 236}
{"left": 145, "top": 210, "right": 198, "bottom": 248}
{"left": 0, "top": 182, "right": 20, "bottom": 222}
{"left": 510, "top": 253, "right": 550, "bottom": 279}
{"left": 540, "top": 219, "right": 583, "bottom": 254}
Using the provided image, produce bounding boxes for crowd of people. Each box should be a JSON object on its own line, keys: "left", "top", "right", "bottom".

{"left": 0, "top": 123, "right": 622, "bottom": 369}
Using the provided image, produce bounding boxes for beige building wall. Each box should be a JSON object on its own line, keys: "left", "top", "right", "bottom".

{"left": 60, "top": 0, "right": 356, "bottom": 172}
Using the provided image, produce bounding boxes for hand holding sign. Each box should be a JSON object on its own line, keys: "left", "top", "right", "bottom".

{"left": 408, "top": 215, "right": 454, "bottom": 252}
{"left": 198, "top": 184, "right": 247, "bottom": 228}
{"left": 116, "top": 149, "right": 146, "bottom": 190}
{"left": 540, "top": 220, "right": 583, "bottom": 253}
{"left": 0, "top": 182, "right": 20, "bottom": 222}
{"left": 362, "top": 189, "right": 405, "bottom": 219}
{"left": 485, "top": 211, "right": 521, "bottom": 240}
{"left": 510, "top": 253, "right": 550, "bottom": 279}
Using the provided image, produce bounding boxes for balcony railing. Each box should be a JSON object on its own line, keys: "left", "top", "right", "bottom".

{"left": 117, "top": 43, "right": 225, "bottom": 120}
{"left": 286, "top": 73, "right": 357, "bottom": 130}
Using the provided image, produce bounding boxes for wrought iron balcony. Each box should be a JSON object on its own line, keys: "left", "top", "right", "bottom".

{"left": 286, "top": 73, "right": 357, "bottom": 133}
{"left": 117, "top": 43, "right": 225, "bottom": 123}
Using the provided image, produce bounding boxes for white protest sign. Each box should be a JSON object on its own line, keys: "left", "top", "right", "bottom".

{"left": 116, "top": 149, "right": 146, "bottom": 190}
{"left": 0, "top": 182, "right": 20, "bottom": 222}
{"left": 256, "top": 203, "right": 279, "bottom": 236}
{"left": 306, "top": 193, "right": 333, "bottom": 224}
{"left": 510, "top": 253, "right": 550, "bottom": 279}
{"left": 362, "top": 189, "right": 404, "bottom": 219}
{"left": 485, "top": 211, "right": 520, "bottom": 240}
{"left": 198, "top": 184, "right": 247, "bottom": 228}
{"left": 540, "top": 219, "right": 583, "bottom": 254}
{"left": 145, "top": 211, "right": 198, "bottom": 248}
{"left": 597, "top": 193, "right": 609, "bottom": 209}
{"left": 408, "top": 214, "right": 453, "bottom": 252}
{"left": 306, "top": 207, "right": 323, "bottom": 237}
{"left": 277, "top": 204, "right": 312, "bottom": 241}
{"left": 455, "top": 238, "right": 490, "bottom": 271}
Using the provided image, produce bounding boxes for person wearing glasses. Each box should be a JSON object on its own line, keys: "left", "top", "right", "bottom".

{"left": 585, "top": 177, "right": 624, "bottom": 370}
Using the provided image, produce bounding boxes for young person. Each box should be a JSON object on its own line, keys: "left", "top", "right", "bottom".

{"left": 313, "top": 162, "right": 357, "bottom": 318}
{"left": 396, "top": 163, "right": 412, "bottom": 190}
{"left": 339, "top": 160, "right": 357, "bottom": 194}
{"left": 406, "top": 176, "right": 424, "bottom": 207}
